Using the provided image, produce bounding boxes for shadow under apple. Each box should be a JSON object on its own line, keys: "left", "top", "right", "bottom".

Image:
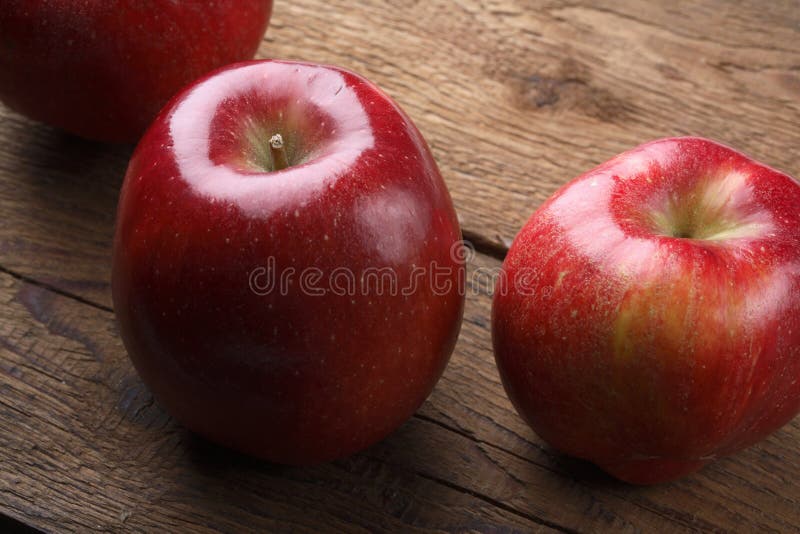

{"left": 167, "top": 411, "right": 518, "bottom": 531}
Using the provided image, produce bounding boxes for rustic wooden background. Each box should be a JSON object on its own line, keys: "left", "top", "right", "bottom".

{"left": 2, "top": 0, "right": 799, "bottom": 531}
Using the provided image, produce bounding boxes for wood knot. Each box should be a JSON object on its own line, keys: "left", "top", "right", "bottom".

{"left": 510, "top": 58, "right": 634, "bottom": 123}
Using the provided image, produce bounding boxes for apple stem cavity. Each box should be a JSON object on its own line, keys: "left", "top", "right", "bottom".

{"left": 269, "top": 133, "right": 290, "bottom": 171}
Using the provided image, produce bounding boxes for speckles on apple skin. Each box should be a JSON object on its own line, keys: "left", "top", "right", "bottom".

{"left": 493, "top": 137, "right": 800, "bottom": 483}
{"left": 113, "top": 59, "right": 464, "bottom": 465}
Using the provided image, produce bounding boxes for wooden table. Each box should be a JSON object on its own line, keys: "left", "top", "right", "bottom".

{"left": 2, "top": 1, "right": 799, "bottom": 531}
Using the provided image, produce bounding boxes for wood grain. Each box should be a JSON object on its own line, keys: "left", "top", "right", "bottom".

{"left": 0, "top": 114, "right": 128, "bottom": 309}
{"left": 1, "top": 0, "right": 799, "bottom": 532}
{"left": 260, "top": 0, "right": 800, "bottom": 251}
{"left": 2, "top": 251, "right": 799, "bottom": 532}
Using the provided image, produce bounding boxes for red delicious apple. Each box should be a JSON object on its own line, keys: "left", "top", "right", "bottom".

{"left": 112, "top": 59, "right": 465, "bottom": 464}
{"left": 492, "top": 137, "right": 800, "bottom": 484}
{"left": 0, "top": 0, "right": 272, "bottom": 142}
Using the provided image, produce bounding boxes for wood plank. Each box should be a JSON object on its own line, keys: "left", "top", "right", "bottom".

{"left": 2, "top": 253, "right": 798, "bottom": 531}
{"left": 0, "top": 270, "right": 554, "bottom": 533}
{"left": 0, "top": 114, "right": 128, "bottom": 309}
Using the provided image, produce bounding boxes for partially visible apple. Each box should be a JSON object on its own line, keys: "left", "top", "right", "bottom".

{"left": 0, "top": 0, "right": 272, "bottom": 142}
{"left": 492, "top": 137, "right": 800, "bottom": 484}
{"left": 112, "top": 60, "right": 465, "bottom": 464}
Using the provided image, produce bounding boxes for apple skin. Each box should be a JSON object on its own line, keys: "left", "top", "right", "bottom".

{"left": 0, "top": 0, "right": 272, "bottom": 143}
{"left": 492, "top": 137, "right": 800, "bottom": 484}
{"left": 112, "top": 60, "right": 465, "bottom": 464}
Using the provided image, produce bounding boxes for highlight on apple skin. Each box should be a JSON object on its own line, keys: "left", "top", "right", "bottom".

{"left": 0, "top": 0, "right": 273, "bottom": 143}
{"left": 492, "top": 137, "right": 800, "bottom": 484}
{"left": 112, "top": 60, "right": 465, "bottom": 465}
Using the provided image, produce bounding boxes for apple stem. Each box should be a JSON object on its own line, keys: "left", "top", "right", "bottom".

{"left": 269, "top": 134, "right": 289, "bottom": 171}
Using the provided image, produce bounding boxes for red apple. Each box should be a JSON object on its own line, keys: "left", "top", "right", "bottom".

{"left": 112, "top": 59, "right": 465, "bottom": 464}
{"left": 492, "top": 137, "right": 800, "bottom": 484}
{"left": 0, "top": 0, "right": 272, "bottom": 142}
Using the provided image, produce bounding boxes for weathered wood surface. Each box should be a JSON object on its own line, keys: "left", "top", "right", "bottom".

{"left": 1, "top": 0, "right": 799, "bottom": 532}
